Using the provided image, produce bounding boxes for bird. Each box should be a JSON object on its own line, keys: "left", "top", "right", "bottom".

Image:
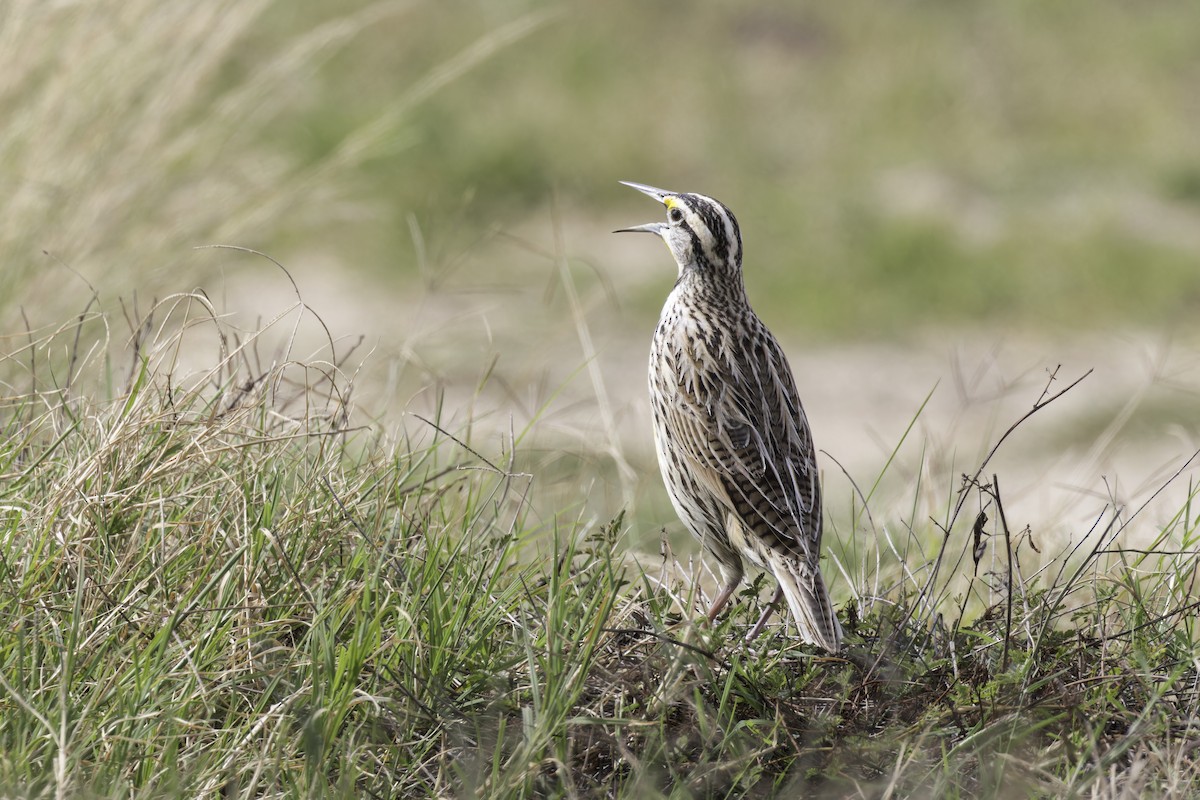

{"left": 615, "top": 181, "right": 842, "bottom": 652}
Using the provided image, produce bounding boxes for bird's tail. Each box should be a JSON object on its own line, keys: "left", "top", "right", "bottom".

{"left": 770, "top": 554, "right": 842, "bottom": 652}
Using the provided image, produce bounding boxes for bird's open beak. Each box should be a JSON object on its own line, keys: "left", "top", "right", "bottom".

{"left": 619, "top": 180, "right": 672, "bottom": 202}
{"left": 614, "top": 221, "right": 666, "bottom": 235}
{"left": 614, "top": 180, "right": 674, "bottom": 235}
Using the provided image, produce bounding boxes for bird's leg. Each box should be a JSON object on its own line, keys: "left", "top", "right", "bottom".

{"left": 745, "top": 585, "right": 784, "bottom": 641}
{"left": 705, "top": 575, "right": 741, "bottom": 624}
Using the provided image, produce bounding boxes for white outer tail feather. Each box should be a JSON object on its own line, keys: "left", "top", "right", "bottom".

{"left": 767, "top": 552, "right": 842, "bottom": 652}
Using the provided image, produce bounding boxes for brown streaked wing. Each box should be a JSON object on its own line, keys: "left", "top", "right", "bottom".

{"left": 665, "top": 317, "right": 822, "bottom": 562}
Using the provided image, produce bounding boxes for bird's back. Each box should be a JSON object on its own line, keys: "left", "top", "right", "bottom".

{"left": 649, "top": 281, "right": 823, "bottom": 568}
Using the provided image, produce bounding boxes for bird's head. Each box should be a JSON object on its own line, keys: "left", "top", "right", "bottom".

{"left": 615, "top": 181, "right": 743, "bottom": 281}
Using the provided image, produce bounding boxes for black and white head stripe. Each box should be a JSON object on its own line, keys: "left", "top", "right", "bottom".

{"left": 666, "top": 193, "right": 742, "bottom": 270}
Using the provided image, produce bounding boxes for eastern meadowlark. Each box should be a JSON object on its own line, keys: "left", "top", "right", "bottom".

{"left": 617, "top": 181, "right": 842, "bottom": 652}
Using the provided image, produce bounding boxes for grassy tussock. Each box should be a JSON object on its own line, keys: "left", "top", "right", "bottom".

{"left": 2, "top": 302, "right": 1200, "bottom": 799}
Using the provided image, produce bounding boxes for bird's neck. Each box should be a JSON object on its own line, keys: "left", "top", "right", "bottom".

{"left": 675, "top": 265, "right": 749, "bottom": 309}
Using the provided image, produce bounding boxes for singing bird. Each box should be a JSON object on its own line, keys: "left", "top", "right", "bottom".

{"left": 617, "top": 181, "right": 841, "bottom": 651}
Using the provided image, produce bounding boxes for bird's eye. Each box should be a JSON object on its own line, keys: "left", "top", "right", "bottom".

{"left": 668, "top": 207, "right": 684, "bottom": 224}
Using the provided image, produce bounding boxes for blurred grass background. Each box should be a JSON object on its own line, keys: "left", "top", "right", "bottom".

{"left": 279, "top": 0, "right": 1200, "bottom": 334}
{"left": 3, "top": 0, "right": 1200, "bottom": 531}
{"left": 5, "top": 0, "right": 1200, "bottom": 332}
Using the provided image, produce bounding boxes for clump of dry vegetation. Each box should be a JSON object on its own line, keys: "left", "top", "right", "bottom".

{"left": 2, "top": 296, "right": 1200, "bottom": 799}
